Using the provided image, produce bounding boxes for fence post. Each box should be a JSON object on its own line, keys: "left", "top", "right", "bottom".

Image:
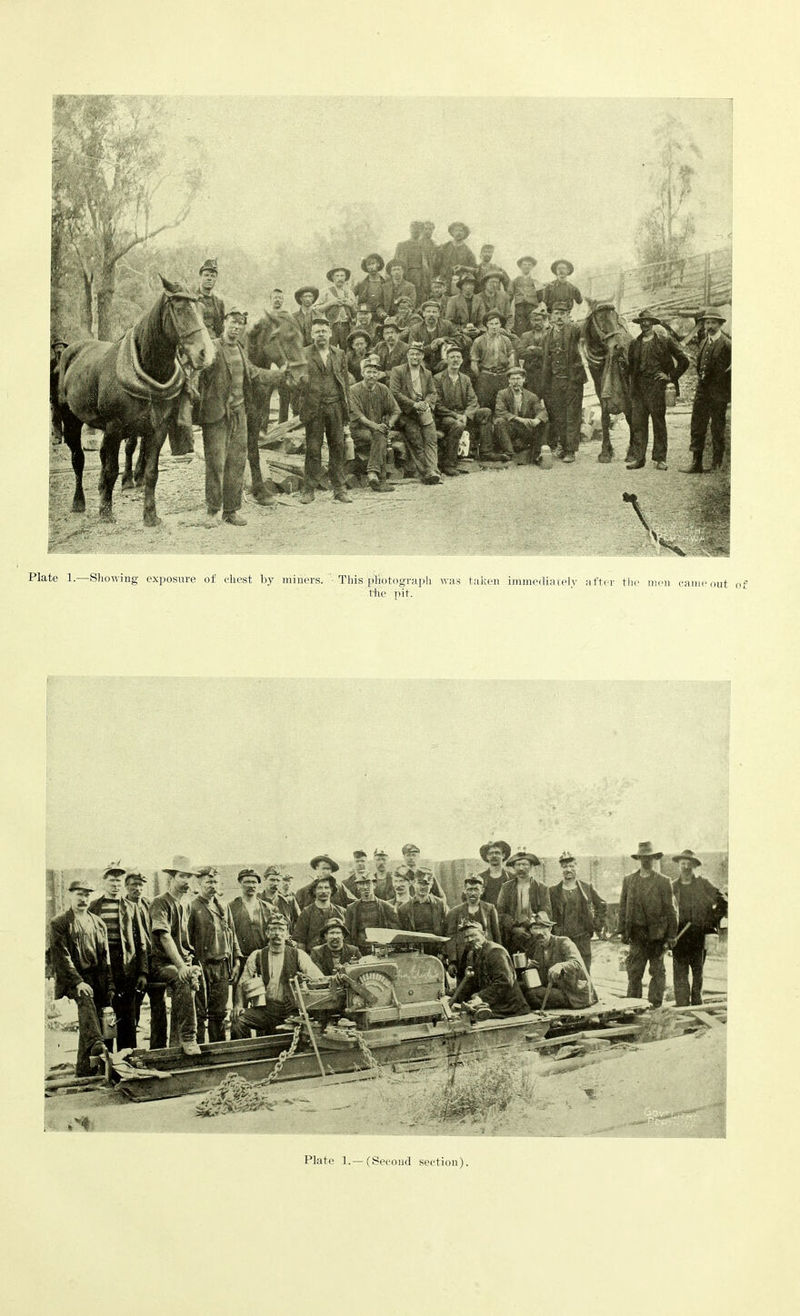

{"left": 616, "top": 270, "right": 625, "bottom": 310}
{"left": 703, "top": 251, "right": 712, "bottom": 304}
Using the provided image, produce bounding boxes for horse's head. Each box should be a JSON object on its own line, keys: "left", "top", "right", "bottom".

{"left": 159, "top": 275, "right": 215, "bottom": 370}
{"left": 248, "top": 310, "right": 309, "bottom": 389}
{"left": 585, "top": 299, "right": 632, "bottom": 355}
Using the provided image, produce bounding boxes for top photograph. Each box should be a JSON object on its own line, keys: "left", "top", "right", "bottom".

{"left": 49, "top": 97, "right": 732, "bottom": 557}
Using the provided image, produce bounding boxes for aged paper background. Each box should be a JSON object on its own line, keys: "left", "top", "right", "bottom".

{"left": 2, "top": 2, "right": 798, "bottom": 1313}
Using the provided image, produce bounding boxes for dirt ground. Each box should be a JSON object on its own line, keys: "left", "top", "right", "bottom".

{"left": 48, "top": 410, "right": 730, "bottom": 557}
{"left": 44, "top": 941, "right": 727, "bottom": 1136}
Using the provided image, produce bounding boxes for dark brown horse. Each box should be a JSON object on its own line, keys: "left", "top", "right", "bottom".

{"left": 580, "top": 301, "right": 633, "bottom": 463}
{"left": 245, "top": 311, "right": 309, "bottom": 502}
{"left": 57, "top": 277, "right": 214, "bottom": 525}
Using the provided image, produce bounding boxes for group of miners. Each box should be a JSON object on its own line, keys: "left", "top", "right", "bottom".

{"left": 48, "top": 837, "right": 727, "bottom": 1076}
{"left": 169, "top": 221, "right": 730, "bottom": 523}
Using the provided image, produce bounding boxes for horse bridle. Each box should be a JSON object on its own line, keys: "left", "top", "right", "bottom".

{"left": 162, "top": 290, "right": 207, "bottom": 354}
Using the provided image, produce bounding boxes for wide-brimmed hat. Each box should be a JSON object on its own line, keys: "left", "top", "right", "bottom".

{"left": 294, "top": 285, "right": 319, "bottom": 304}
{"left": 322, "top": 915, "right": 347, "bottom": 935}
{"left": 480, "top": 840, "right": 511, "bottom": 862}
{"left": 631, "top": 309, "right": 659, "bottom": 325}
{"left": 361, "top": 354, "right": 381, "bottom": 371}
{"left": 672, "top": 848, "right": 702, "bottom": 866}
{"left": 326, "top": 266, "right": 351, "bottom": 282}
{"left": 199, "top": 258, "right": 218, "bottom": 274}
{"left": 310, "top": 854, "right": 340, "bottom": 873}
{"left": 69, "top": 878, "right": 94, "bottom": 892}
{"left": 347, "top": 328, "right": 371, "bottom": 348}
{"left": 238, "top": 867, "right": 261, "bottom": 883}
{"left": 700, "top": 307, "right": 726, "bottom": 322}
{"left": 162, "top": 854, "right": 202, "bottom": 876}
{"left": 102, "top": 860, "right": 126, "bottom": 877}
{"left": 632, "top": 841, "right": 663, "bottom": 860}
{"left": 360, "top": 253, "right": 385, "bottom": 272}
{"left": 517, "top": 255, "right": 538, "bottom": 269}
{"left": 559, "top": 851, "right": 576, "bottom": 865}
{"left": 448, "top": 221, "right": 470, "bottom": 238}
{"left": 508, "top": 850, "right": 541, "bottom": 867}
{"left": 550, "top": 259, "right": 574, "bottom": 276}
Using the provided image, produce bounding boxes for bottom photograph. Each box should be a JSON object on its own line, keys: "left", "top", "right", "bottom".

{"left": 45, "top": 677, "right": 729, "bottom": 1137}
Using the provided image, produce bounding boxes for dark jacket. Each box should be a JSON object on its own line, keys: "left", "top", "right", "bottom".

{"left": 293, "top": 901, "right": 353, "bottom": 953}
{"left": 383, "top": 279, "right": 418, "bottom": 315}
{"left": 526, "top": 934, "right": 597, "bottom": 1007}
{"left": 619, "top": 869, "right": 678, "bottom": 943}
{"left": 436, "top": 240, "right": 477, "bottom": 285}
{"left": 49, "top": 908, "right": 114, "bottom": 1003}
{"left": 671, "top": 875, "right": 728, "bottom": 934}
{"left": 542, "top": 279, "right": 582, "bottom": 312}
{"left": 541, "top": 321, "right": 587, "bottom": 391}
{"left": 478, "top": 867, "right": 510, "bottom": 907}
{"left": 473, "top": 289, "right": 513, "bottom": 326}
{"left": 88, "top": 896, "right": 148, "bottom": 980}
{"left": 293, "top": 307, "right": 316, "bottom": 347}
{"left": 628, "top": 330, "right": 689, "bottom": 390}
{"left": 434, "top": 370, "right": 480, "bottom": 420}
{"left": 196, "top": 289, "right": 226, "bottom": 338}
{"left": 454, "top": 939, "right": 529, "bottom": 1016}
{"left": 695, "top": 334, "right": 731, "bottom": 399}
{"left": 444, "top": 900, "right": 501, "bottom": 968}
{"left": 197, "top": 338, "right": 278, "bottom": 425}
{"left": 445, "top": 293, "right": 481, "bottom": 329}
{"left": 550, "top": 880, "right": 607, "bottom": 942}
{"left": 227, "top": 895, "right": 272, "bottom": 959}
{"left": 349, "top": 379, "right": 400, "bottom": 431}
{"left": 397, "top": 896, "right": 448, "bottom": 936}
{"left": 310, "top": 943, "right": 362, "bottom": 974}
{"left": 345, "top": 897, "right": 400, "bottom": 948}
{"left": 497, "top": 877, "right": 553, "bottom": 926}
{"left": 494, "top": 385, "right": 546, "bottom": 424}
{"left": 297, "top": 345, "right": 350, "bottom": 424}
{"left": 389, "top": 362, "right": 437, "bottom": 415}
{"left": 187, "top": 895, "right": 241, "bottom": 967}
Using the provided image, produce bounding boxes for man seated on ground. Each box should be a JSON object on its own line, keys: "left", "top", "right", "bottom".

{"left": 345, "top": 872, "right": 400, "bottom": 951}
{"left": 397, "top": 867, "right": 448, "bottom": 935}
{"left": 49, "top": 878, "right": 115, "bottom": 1076}
{"left": 228, "top": 868, "right": 273, "bottom": 959}
{"left": 348, "top": 353, "right": 401, "bottom": 490}
{"left": 188, "top": 866, "right": 241, "bottom": 1043}
{"left": 310, "top": 915, "right": 362, "bottom": 975}
{"left": 444, "top": 873, "right": 502, "bottom": 976}
{"left": 670, "top": 848, "right": 728, "bottom": 1006}
{"left": 232, "top": 912, "right": 323, "bottom": 1037}
{"left": 497, "top": 850, "right": 553, "bottom": 950}
{"left": 389, "top": 342, "right": 442, "bottom": 484}
{"left": 149, "top": 860, "right": 203, "bottom": 1056}
{"left": 434, "top": 342, "right": 492, "bottom": 474}
{"left": 520, "top": 912, "right": 597, "bottom": 1009}
{"left": 493, "top": 364, "right": 548, "bottom": 462}
{"left": 549, "top": 850, "right": 606, "bottom": 973}
{"left": 450, "top": 921, "right": 530, "bottom": 1019}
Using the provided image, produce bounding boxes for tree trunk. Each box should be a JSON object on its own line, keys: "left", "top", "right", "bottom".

{"left": 81, "top": 271, "right": 94, "bottom": 335}
{"left": 96, "top": 258, "right": 116, "bottom": 340}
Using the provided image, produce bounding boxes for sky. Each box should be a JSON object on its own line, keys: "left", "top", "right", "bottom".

{"left": 146, "top": 96, "right": 731, "bottom": 274}
{"left": 47, "top": 678, "right": 729, "bottom": 867}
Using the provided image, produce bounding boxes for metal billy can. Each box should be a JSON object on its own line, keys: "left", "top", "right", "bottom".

{"left": 101, "top": 1006, "right": 117, "bottom": 1040}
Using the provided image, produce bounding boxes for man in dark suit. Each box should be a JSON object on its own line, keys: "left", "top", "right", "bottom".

{"left": 49, "top": 878, "right": 115, "bottom": 1075}
{"left": 619, "top": 841, "right": 678, "bottom": 1007}
{"left": 542, "top": 259, "right": 582, "bottom": 315}
{"left": 437, "top": 221, "right": 478, "bottom": 295}
{"left": 197, "top": 309, "right": 285, "bottom": 525}
{"left": 393, "top": 222, "right": 431, "bottom": 303}
{"left": 682, "top": 308, "right": 731, "bottom": 473}
{"left": 626, "top": 310, "right": 689, "bottom": 470}
{"left": 298, "top": 316, "right": 352, "bottom": 505}
{"left": 196, "top": 258, "right": 225, "bottom": 337}
{"left": 345, "top": 873, "right": 400, "bottom": 951}
{"left": 451, "top": 922, "right": 530, "bottom": 1018}
{"left": 434, "top": 342, "right": 491, "bottom": 473}
{"left": 123, "top": 868, "right": 168, "bottom": 1050}
{"left": 410, "top": 301, "right": 459, "bottom": 375}
{"left": 397, "top": 868, "right": 447, "bottom": 936}
{"left": 670, "top": 849, "right": 728, "bottom": 1005}
{"left": 310, "top": 916, "right": 362, "bottom": 974}
{"left": 476, "top": 839, "right": 512, "bottom": 906}
{"left": 188, "top": 867, "right": 242, "bottom": 1043}
{"left": 293, "top": 285, "right": 320, "bottom": 347}
{"left": 389, "top": 342, "right": 442, "bottom": 483}
{"left": 541, "top": 306, "right": 586, "bottom": 464}
{"left": 493, "top": 365, "right": 548, "bottom": 461}
{"left": 444, "top": 874, "right": 502, "bottom": 975}
{"left": 549, "top": 850, "right": 606, "bottom": 972}
{"left": 383, "top": 262, "right": 418, "bottom": 317}
{"left": 522, "top": 912, "right": 597, "bottom": 1009}
{"left": 497, "top": 851, "right": 553, "bottom": 950}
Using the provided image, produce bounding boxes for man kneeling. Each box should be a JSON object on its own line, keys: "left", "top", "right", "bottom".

{"left": 521, "top": 912, "right": 597, "bottom": 1009}
{"left": 450, "top": 921, "right": 529, "bottom": 1019}
{"left": 232, "top": 911, "right": 323, "bottom": 1036}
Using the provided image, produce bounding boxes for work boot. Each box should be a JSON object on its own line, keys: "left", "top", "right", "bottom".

{"left": 205, "top": 509, "right": 220, "bottom": 526}
{"left": 422, "top": 473, "right": 442, "bottom": 484}
{"left": 222, "top": 511, "right": 247, "bottom": 526}
{"left": 680, "top": 455, "right": 704, "bottom": 474}
{"left": 299, "top": 489, "right": 315, "bottom": 504}
{"left": 181, "top": 1039, "right": 202, "bottom": 1057}
{"left": 367, "top": 473, "right": 382, "bottom": 490}
{"left": 625, "top": 460, "right": 644, "bottom": 470}
{"left": 334, "top": 491, "right": 353, "bottom": 503}
{"left": 652, "top": 460, "right": 668, "bottom": 471}
{"left": 561, "top": 454, "right": 575, "bottom": 464}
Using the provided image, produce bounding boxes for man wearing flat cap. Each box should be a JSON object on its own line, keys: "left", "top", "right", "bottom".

{"left": 297, "top": 316, "right": 352, "bottom": 505}
{"left": 437, "top": 222, "right": 478, "bottom": 296}
{"left": 450, "top": 922, "right": 530, "bottom": 1019}
{"left": 682, "top": 308, "right": 731, "bottom": 474}
{"left": 348, "top": 354, "right": 401, "bottom": 489}
{"left": 434, "top": 342, "right": 491, "bottom": 475}
{"left": 49, "top": 877, "right": 115, "bottom": 1075}
{"left": 148, "top": 858, "right": 204, "bottom": 1055}
{"left": 372, "top": 848, "right": 394, "bottom": 900}
{"left": 393, "top": 223, "right": 431, "bottom": 303}
{"left": 188, "top": 867, "right": 242, "bottom": 1042}
{"left": 626, "top": 310, "right": 689, "bottom": 470}
{"left": 197, "top": 309, "right": 286, "bottom": 525}
{"left": 316, "top": 266, "right": 357, "bottom": 348}
{"left": 346, "top": 872, "right": 400, "bottom": 951}
{"left": 497, "top": 851, "right": 553, "bottom": 951}
{"left": 670, "top": 850, "right": 727, "bottom": 1005}
{"left": 232, "top": 912, "right": 324, "bottom": 1037}
{"left": 477, "top": 840, "right": 513, "bottom": 907}
{"left": 196, "top": 258, "right": 225, "bottom": 337}
{"left": 549, "top": 851, "right": 606, "bottom": 973}
{"left": 293, "top": 286, "right": 320, "bottom": 347}
{"left": 517, "top": 303, "right": 550, "bottom": 398}
{"left": 88, "top": 862, "right": 148, "bottom": 1052}
{"left": 396, "top": 842, "right": 447, "bottom": 902}
{"left": 493, "top": 365, "right": 548, "bottom": 463}
{"left": 541, "top": 306, "right": 586, "bottom": 464}
{"left": 227, "top": 868, "right": 273, "bottom": 959}
{"left": 618, "top": 842, "right": 678, "bottom": 1007}
{"left": 344, "top": 850, "right": 371, "bottom": 896}
{"left": 275, "top": 870, "right": 302, "bottom": 933}
{"left": 543, "top": 260, "right": 583, "bottom": 316}
{"left": 521, "top": 912, "right": 597, "bottom": 1009}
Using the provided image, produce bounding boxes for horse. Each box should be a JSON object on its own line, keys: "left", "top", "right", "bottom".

{"left": 245, "top": 311, "right": 309, "bottom": 503}
{"left": 56, "top": 276, "right": 214, "bottom": 525}
{"left": 580, "top": 300, "right": 633, "bottom": 463}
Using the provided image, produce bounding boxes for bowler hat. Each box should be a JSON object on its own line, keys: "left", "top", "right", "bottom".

{"left": 448, "top": 222, "right": 471, "bottom": 238}
{"left": 360, "top": 253, "right": 385, "bottom": 272}
{"left": 517, "top": 255, "right": 538, "bottom": 269}
{"left": 294, "top": 285, "right": 319, "bottom": 304}
{"left": 199, "top": 258, "right": 218, "bottom": 274}
{"left": 103, "top": 860, "right": 126, "bottom": 877}
{"left": 310, "top": 854, "right": 340, "bottom": 873}
{"left": 631, "top": 841, "right": 663, "bottom": 860}
{"left": 508, "top": 850, "right": 541, "bottom": 867}
{"left": 238, "top": 867, "right": 262, "bottom": 883}
{"left": 550, "top": 259, "right": 574, "bottom": 276}
{"left": 559, "top": 851, "right": 576, "bottom": 865}
{"left": 480, "top": 840, "right": 511, "bottom": 863}
{"left": 69, "top": 878, "right": 94, "bottom": 892}
{"left": 162, "top": 855, "right": 202, "bottom": 876}
{"left": 672, "top": 848, "right": 702, "bottom": 866}
{"left": 326, "top": 266, "right": 351, "bottom": 282}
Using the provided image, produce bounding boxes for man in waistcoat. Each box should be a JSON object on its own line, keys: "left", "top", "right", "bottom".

{"left": 232, "top": 912, "right": 324, "bottom": 1036}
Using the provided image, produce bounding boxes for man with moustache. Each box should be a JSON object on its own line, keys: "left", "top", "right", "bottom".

{"left": 543, "top": 259, "right": 583, "bottom": 316}
{"left": 397, "top": 868, "right": 448, "bottom": 936}
{"left": 188, "top": 867, "right": 241, "bottom": 1043}
{"left": 396, "top": 842, "right": 447, "bottom": 902}
{"left": 354, "top": 253, "right": 388, "bottom": 321}
{"left": 437, "top": 221, "right": 478, "bottom": 294}
{"left": 148, "top": 858, "right": 203, "bottom": 1056}
{"left": 626, "top": 310, "right": 689, "bottom": 471}
{"left": 549, "top": 850, "right": 606, "bottom": 973}
{"left": 497, "top": 850, "right": 552, "bottom": 951}
{"left": 517, "top": 303, "right": 550, "bottom": 398}
{"left": 434, "top": 342, "right": 491, "bottom": 473}
{"left": 670, "top": 849, "right": 727, "bottom": 1006}
{"left": 445, "top": 874, "right": 502, "bottom": 974}
{"left": 470, "top": 311, "right": 517, "bottom": 423}
{"left": 228, "top": 868, "right": 273, "bottom": 960}
{"left": 389, "top": 342, "right": 442, "bottom": 484}
{"left": 541, "top": 305, "right": 587, "bottom": 464}
{"left": 232, "top": 912, "right": 324, "bottom": 1037}
{"left": 345, "top": 872, "right": 400, "bottom": 951}
{"left": 450, "top": 922, "right": 529, "bottom": 1019}
{"left": 49, "top": 878, "right": 115, "bottom": 1076}
{"left": 474, "top": 270, "right": 513, "bottom": 327}
{"left": 88, "top": 862, "right": 147, "bottom": 1052}
{"left": 393, "top": 222, "right": 431, "bottom": 303}
{"left": 298, "top": 316, "right": 352, "bottom": 506}
{"left": 293, "top": 285, "right": 320, "bottom": 347}
{"left": 348, "top": 353, "right": 401, "bottom": 490}
{"left": 619, "top": 841, "right": 678, "bottom": 1007}
{"left": 476, "top": 840, "right": 512, "bottom": 907}
{"left": 681, "top": 308, "right": 732, "bottom": 474}
{"left": 522, "top": 912, "right": 597, "bottom": 1009}
{"left": 123, "top": 868, "right": 168, "bottom": 1050}
{"left": 310, "top": 915, "right": 362, "bottom": 974}
{"left": 493, "top": 364, "right": 548, "bottom": 462}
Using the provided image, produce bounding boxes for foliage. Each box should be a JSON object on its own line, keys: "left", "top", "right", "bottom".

{"left": 405, "top": 1050, "right": 537, "bottom": 1127}
{"left": 269, "top": 201, "right": 385, "bottom": 291}
{"left": 634, "top": 113, "right": 702, "bottom": 289}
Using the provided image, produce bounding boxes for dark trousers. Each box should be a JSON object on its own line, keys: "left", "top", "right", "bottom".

{"left": 67, "top": 973, "right": 109, "bottom": 1077}
{"left": 494, "top": 416, "right": 543, "bottom": 460}
{"left": 304, "top": 403, "right": 346, "bottom": 493}
{"left": 350, "top": 422, "right": 387, "bottom": 478}
{"left": 475, "top": 371, "right": 506, "bottom": 413}
{"left": 399, "top": 414, "right": 439, "bottom": 478}
{"left": 196, "top": 960, "right": 230, "bottom": 1043}
{"left": 152, "top": 964, "right": 198, "bottom": 1044}
{"left": 108, "top": 947, "right": 138, "bottom": 1051}
{"left": 147, "top": 983, "right": 168, "bottom": 1049}
{"left": 202, "top": 405, "right": 247, "bottom": 514}
{"left": 569, "top": 934, "right": 592, "bottom": 973}
{"left": 672, "top": 932, "right": 707, "bottom": 1006}
{"left": 546, "top": 378, "right": 583, "bottom": 455}
{"left": 690, "top": 386, "right": 728, "bottom": 466}
{"left": 630, "top": 378, "right": 668, "bottom": 463}
{"left": 439, "top": 411, "right": 491, "bottom": 468}
{"left": 232, "top": 999, "right": 290, "bottom": 1038}
{"left": 525, "top": 984, "right": 573, "bottom": 1009}
{"left": 626, "top": 935, "right": 667, "bottom": 1006}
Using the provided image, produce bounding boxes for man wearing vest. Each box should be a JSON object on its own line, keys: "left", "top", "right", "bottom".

{"left": 626, "top": 310, "right": 689, "bottom": 470}
{"left": 188, "top": 867, "right": 242, "bottom": 1043}
{"left": 682, "top": 308, "right": 731, "bottom": 473}
{"left": 549, "top": 850, "right": 607, "bottom": 973}
{"left": 541, "top": 306, "right": 587, "bottom": 464}
{"left": 49, "top": 877, "right": 115, "bottom": 1076}
{"left": 434, "top": 342, "right": 491, "bottom": 473}
{"left": 88, "top": 861, "right": 148, "bottom": 1052}
{"left": 232, "top": 911, "right": 324, "bottom": 1037}
{"left": 298, "top": 316, "right": 352, "bottom": 505}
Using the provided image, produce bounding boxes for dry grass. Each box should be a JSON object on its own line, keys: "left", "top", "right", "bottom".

{"left": 382, "top": 1050, "right": 538, "bottom": 1131}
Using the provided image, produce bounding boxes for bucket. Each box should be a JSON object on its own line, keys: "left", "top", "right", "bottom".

{"left": 101, "top": 1007, "right": 117, "bottom": 1041}
{"left": 512, "top": 952, "right": 528, "bottom": 970}
{"left": 538, "top": 444, "right": 553, "bottom": 470}
{"left": 520, "top": 969, "right": 540, "bottom": 991}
